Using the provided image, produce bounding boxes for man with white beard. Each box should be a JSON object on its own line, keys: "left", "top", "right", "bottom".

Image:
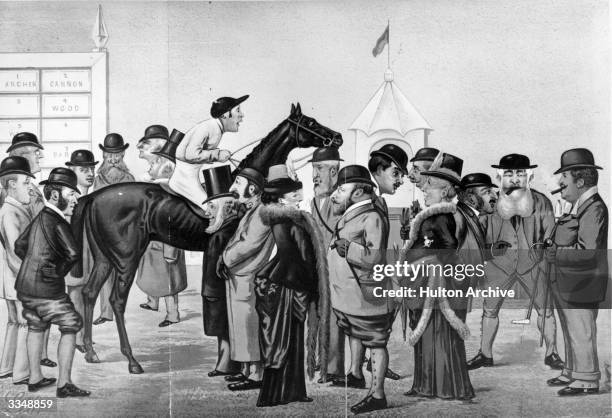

{"left": 467, "top": 154, "right": 564, "bottom": 371}
{"left": 93, "top": 133, "right": 135, "bottom": 326}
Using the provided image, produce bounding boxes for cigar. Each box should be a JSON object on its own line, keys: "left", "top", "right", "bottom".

{"left": 505, "top": 186, "right": 521, "bottom": 195}
{"left": 551, "top": 185, "right": 567, "bottom": 195}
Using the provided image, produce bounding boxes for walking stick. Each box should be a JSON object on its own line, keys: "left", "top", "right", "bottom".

{"left": 511, "top": 270, "right": 538, "bottom": 325}
{"left": 539, "top": 239, "right": 554, "bottom": 347}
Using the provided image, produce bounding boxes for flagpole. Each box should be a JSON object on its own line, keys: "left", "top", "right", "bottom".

{"left": 387, "top": 19, "right": 390, "bottom": 68}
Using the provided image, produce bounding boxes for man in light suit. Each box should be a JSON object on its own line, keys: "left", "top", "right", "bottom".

{"left": 0, "top": 156, "right": 34, "bottom": 384}
{"left": 221, "top": 167, "right": 272, "bottom": 391}
{"left": 545, "top": 148, "right": 608, "bottom": 396}
{"left": 467, "top": 154, "right": 563, "bottom": 370}
{"left": 328, "top": 165, "right": 392, "bottom": 414}
{"left": 309, "top": 147, "right": 343, "bottom": 382}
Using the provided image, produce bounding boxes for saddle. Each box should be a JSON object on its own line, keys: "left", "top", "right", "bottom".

{"left": 156, "top": 180, "right": 209, "bottom": 219}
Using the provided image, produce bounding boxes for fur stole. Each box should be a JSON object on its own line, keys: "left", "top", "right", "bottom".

{"left": 398, "top": 202, "right": 470, "bottom": 346}
{"left": 260, "top": 204, "right": 330, "bottom": 381}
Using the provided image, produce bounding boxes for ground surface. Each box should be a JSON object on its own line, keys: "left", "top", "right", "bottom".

{"left": 0, "top": 266, "right": 610, "bottom": 417}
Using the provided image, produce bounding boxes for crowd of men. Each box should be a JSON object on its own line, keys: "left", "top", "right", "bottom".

{"left": 0, "top": 95, "right": 608, "bottom": 414}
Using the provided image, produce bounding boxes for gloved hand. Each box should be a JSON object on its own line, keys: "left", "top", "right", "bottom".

{"left": 400, "top": 224, "right": 411, "bottom": 241}
{"left": 216, "top": 256, "right": 227, "bottom": 279}
{"left": 333, "top": 238, "right": 350, "bottom": 258}
{"left": 217, "top": 149, "right": 232, "bottom": 163}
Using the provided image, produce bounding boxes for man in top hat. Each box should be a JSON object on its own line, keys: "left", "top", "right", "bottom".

{"left": 136, "top": 133, "right": 187, "bottom": 327}
{"left": 200, "top": 165, "right": 241, "bottom": 378}
{"left": 328, "top": 165, "right": 392, "bottom": 414}
{"left": 221, "top": 165, "right": 272, "bottom": 391}
{"left": 0, "top": 156, "right": 35, "bottom": 384}
{"left": 545, "top": 148, "right": 607, "bottom": 396}
{"left": 6, "top": 132, "right": 45, "bottom": 218}
{"left": 15, "top": 167, "right": 90, "bottom": 397}
{"left": 92, "top": 133, "right": 135, "bottom": 325}
{"left": 5, "top": 132, "right": 54, "bottom": 367}
{"left": 65, "top": 150, "right": 98, "bottom": 352}
{"left": 467, "top": 154, "right": 563, "bottom": 371}
{"left": 308, "top": 147, "right": 344, "bottom": 381}
{"left": 168, "top": 95, "right": 248, "bottom": 210}
{"left": 256, "top": 164, "right": 327, "bottom": 407}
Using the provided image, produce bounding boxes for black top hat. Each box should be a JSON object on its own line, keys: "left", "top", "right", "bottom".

{"left": 202, "top": 165, "right": 235, "bottom": 204}
{"left": 236, "top": 167, "right": 265, "bottom": 189}
{"left": 460, "top": 173, "right": 498, "bottom": 189}
{"left": 210, "top": 95, "right": 249, "bottom": 118}
{"left": 140, "top": 125, "right": 169, "bottom": 143}
{"left": 0, "top": 156, "right": 35, "bottom": 178}
{"left": 422, "top": 153, "right": 463, "bottom": 186}
{"left": 66, "top": 150, "right": 98, "bottom": 167}
{"left": 153, "top": 129, "right": 185, "bottom": 163}
{"left": 370, "top": 144, "right": 409, "bottom": 174}
{"left": 491, "top": 154, "right": 537, "bottom": 170}
{"left": 554, "top": 148, "right": 602, "bottom": 174}
{"left": 99, "top": 133, "right": 129, "bottom": 153}
{"left": 6, "top": 132, "right": 44, "bottom": 153}
{"left": 409, "top": 147, "right": 439, "bottom": 163}
{"left": 40, "top": 167, "right": 80, "bottom": 194}
{"left": 337, "top": 165, "right": 377, "bottom": 188}
{"left": 307, "top": 147, "right": 343, "bottom": 163}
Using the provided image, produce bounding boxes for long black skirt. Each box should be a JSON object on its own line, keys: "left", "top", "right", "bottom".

{"left": 257, "top": 319, "right": 307, "bottom": 407}
{"left": 410, "top": 308, "right": 475, "bottom": 400}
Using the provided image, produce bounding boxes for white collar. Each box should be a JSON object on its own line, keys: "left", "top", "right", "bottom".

{"left": 570, "top": 186, "right": 598, "bottom": 215}
{"left": 45, "top": 202, "right": 67, "bottom": 220}
{"left": 4, "top": 196, "right": 25, "bottom": 208}
{"left": 341, "top": 199, "right": 371, "bottom": 219}
{"left": 468, "top": 204, "right": 479, "bottom": 216}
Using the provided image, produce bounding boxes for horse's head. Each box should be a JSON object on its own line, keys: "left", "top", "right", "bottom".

{"left": 287, "top": 103, "right": 343, "bottom": 149}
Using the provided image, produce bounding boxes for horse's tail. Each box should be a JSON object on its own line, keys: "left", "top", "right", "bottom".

{"left": 70, "top": 194, "right": 92, "bottom": 278}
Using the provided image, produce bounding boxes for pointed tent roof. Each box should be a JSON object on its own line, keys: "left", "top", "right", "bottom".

{"left": 349, "top": 69, "right": 432, "bottom": 137}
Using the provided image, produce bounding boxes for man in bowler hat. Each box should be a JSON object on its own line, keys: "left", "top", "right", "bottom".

{"left": 15, "top": 168, "right": 90, "bottom": 397}
{"left": 136, "top": 125, "right": 169, "bottom": 163}
{"left": 65, "top": 150, "right": 98, "bottom": 352}
{"left": 168, "top": 95, "right": 248, "bottom": 210}
{"left": 545, "top": 148, "right": 607, "bottom": 396}
{"left": 93, "top": 133, "right": 135, "bottom": 325}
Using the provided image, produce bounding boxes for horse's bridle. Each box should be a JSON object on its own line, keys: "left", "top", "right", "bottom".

{"left": 287, "top": 115, "right": 334, "bottom": 147}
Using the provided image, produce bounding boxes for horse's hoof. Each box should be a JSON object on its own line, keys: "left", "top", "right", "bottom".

{"left": 129, "top": 363, "right": 144, "bottom": 374}
{"left": 85, "top": 352, "right": 100, "bottom": 363}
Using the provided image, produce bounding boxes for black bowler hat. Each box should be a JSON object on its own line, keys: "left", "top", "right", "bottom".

{"left": 491, "top": 154, "right": 537, "bottom": 169}
{"left": 236, "top": 167, "right": 265, "bottom": 189}
{"left": 140, "top": 125, "right": 169, "bottom": 143}
{"left": 0, "top": 156, "right": 35, "bottom": 178}
{"left": 40, "top": 167, "right": 80, "bottom": 194}
{"left": 7, "top": 132, "right": 44, "bottom": 153}
{"left": 370, "top": 144, "right": 409, "bottom": 174}
{"left": 337, "top": 165, "right": 376, "bottom": 188}
{"left": 422, "top": 153, "right": 463, "bottom": 186}
{"left": 66, "top": 150, "right": 98, "bottom": 167}
{"left": 460, "top": 173, "right": 498, "bottom": 189}
{"left": 210, "top": 95, "right": 249, "bottom": 118}
{"left": 153, "top": 129, "right": 185, "bottom": 163}
{"left": 263, "top": 164, "right": 303, "bottom": 195}
{"left": 554, "top": 148, "right": 602, "bottom": 174}
{"left": 99, "top": 133, "right": 129, "bottom": 153}
{"left": 202, "top": 165, "right": 235, "bottom": 204}
{"left": 307, "top": 147, "right": 343, "bottom": 163}
{"left": 409, "top": 147, "right": 439, "bottom": 163}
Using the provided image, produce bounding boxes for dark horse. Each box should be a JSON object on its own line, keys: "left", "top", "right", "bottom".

{"left": 70, "top": 104, "right": 342, "bottom": 374}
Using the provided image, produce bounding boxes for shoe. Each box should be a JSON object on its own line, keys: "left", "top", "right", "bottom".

{"left": 547, "top": 377, "right": 574, "bottom": 387}
{"left": 14, "top": 378, "right": 29, "bottom": 385}
{"left": 40, "top": 358, "right": 57, "bottom": 367}
{"left": 208, "top": 369, "right": 235, "bottom": 377}
{"left": 558, "top": 386, "right": 598, "bottom": 396}
{"left": 365, "top": 359, "right": 401, "bottom": 380}
{"left": 0, "top": 372, "right": 12, "bottom": 379}
{"left": 404, "top": 389, "right": 418, "bottom": 396}
{"left": 158, "top": 320, "right": 179, "bottom": 327}
{"left": 317, "top": 373, "right": 342, "bottom": 383}
{"left": 139, "top": 303, "right": 158, "bottom": 312}
{"left": 350, "top": 395, "right": 388, "bottom": 414}
{"left": 93, "top": 317, "right": 112, "bottom": 325}
{"left": 331, "top": 373, "right": 366, "bottom": 389}
{"left": 225, "top": 373, "right": 247, "bottom": 382}
{"left": 57, "top": 383, "right": 91, "bottom": 398}
{"left": 28, "top": 377, "right": 56, "bottom": 392}
{"left": 298, "top": 396, "right": 313, "bottom": 402}
{"left": 545, "top": 353, "right": 565, "bottom": 370}
{"left": 227, "top": 379, "right": 263, "bottom": 391}
{"left": 466, "top": 351, "right": 494, "bottom": 370}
